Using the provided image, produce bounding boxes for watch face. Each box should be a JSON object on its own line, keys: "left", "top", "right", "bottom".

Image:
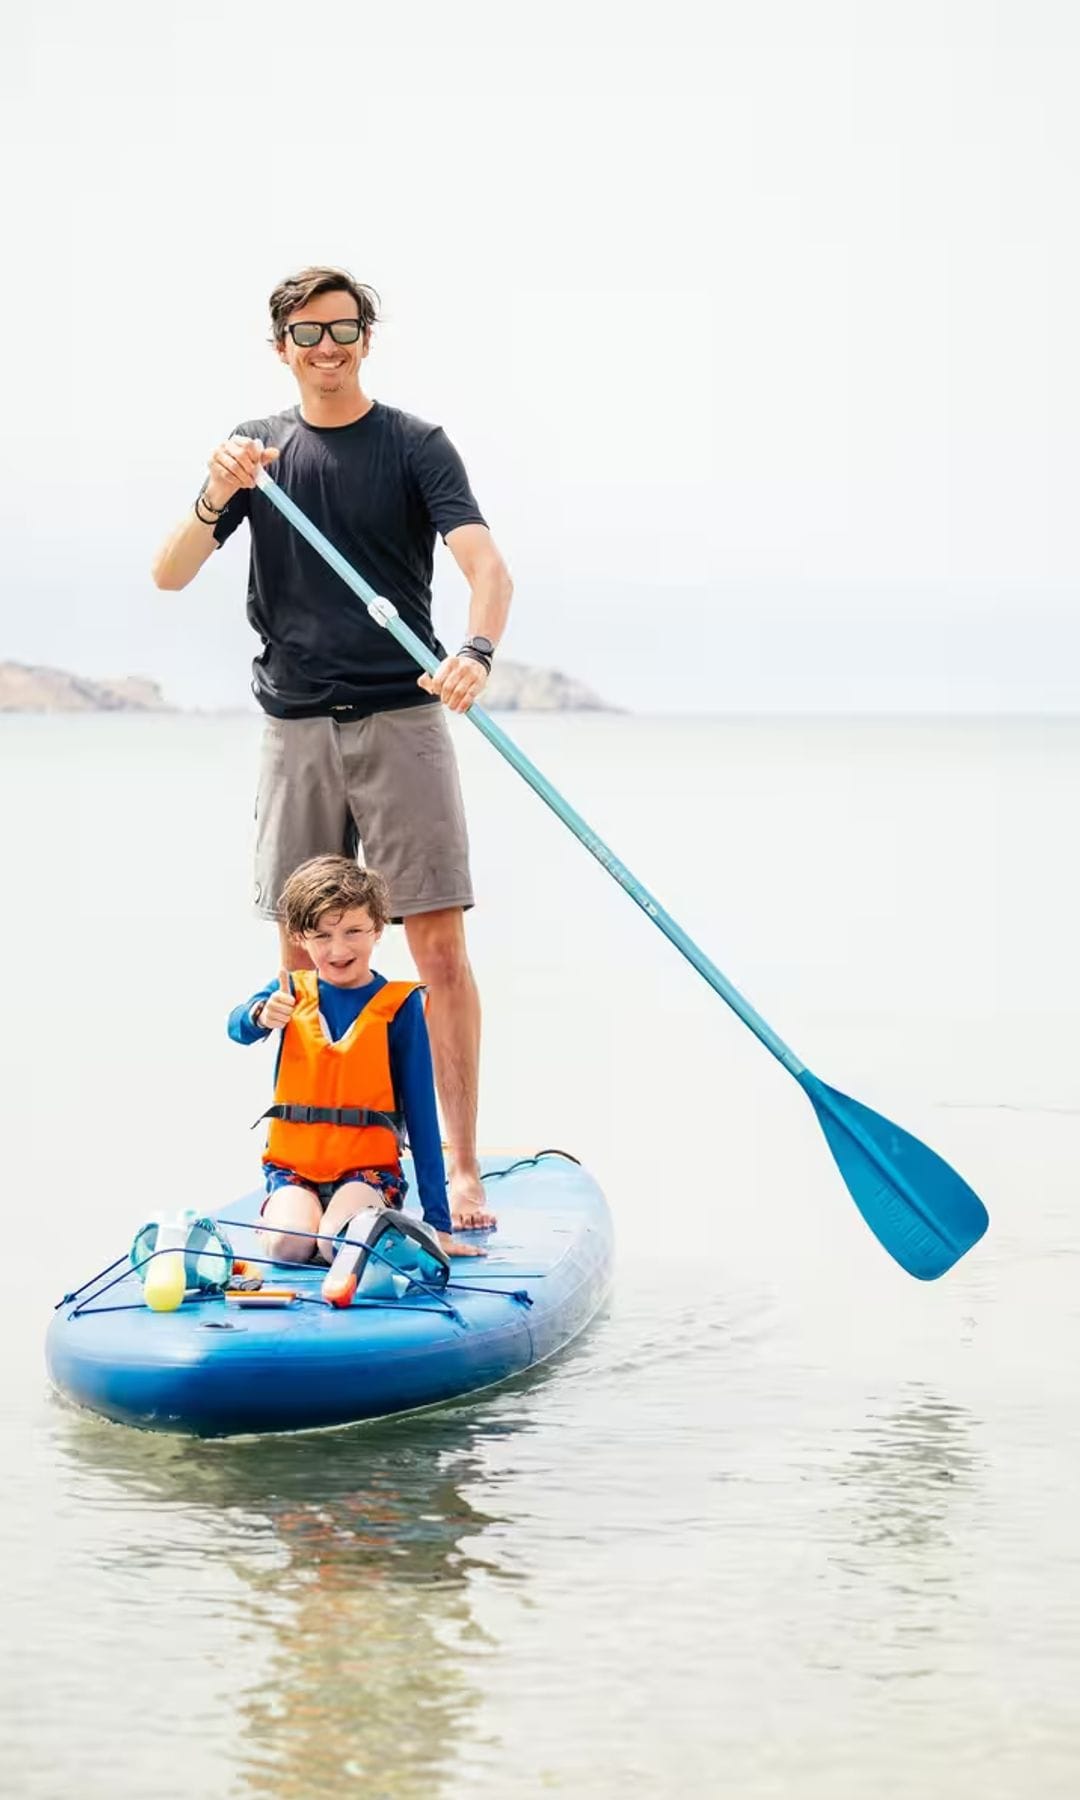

{"left": 469, "top": 636, "right": 495, "bottom": 655}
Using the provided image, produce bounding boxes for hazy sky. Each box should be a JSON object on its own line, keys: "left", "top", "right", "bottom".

{"left": 3, "top": 1, "right": 1077, "bottom": 712}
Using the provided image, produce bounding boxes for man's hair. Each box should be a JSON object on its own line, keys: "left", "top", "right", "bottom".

{"left": 268, "top": 266, "right": 380, "bottom": 344}
{"left": 280, "top": 856, "right": 391, "bottom": 936}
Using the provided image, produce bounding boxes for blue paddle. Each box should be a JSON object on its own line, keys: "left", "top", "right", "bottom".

{"left": 255, "top": 471, "right": 989, "bottom": 1280}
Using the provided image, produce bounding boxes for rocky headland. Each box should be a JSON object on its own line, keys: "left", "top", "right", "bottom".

{"left": 0, "top": 662, "right": 171, "bottom": 712}
{"left": 0, "top": 659, "right": 615, "bottom": 714}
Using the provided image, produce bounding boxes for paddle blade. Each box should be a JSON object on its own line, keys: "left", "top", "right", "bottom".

{"left": 799, "top": 1073, "right": 989, "bottom": 1280}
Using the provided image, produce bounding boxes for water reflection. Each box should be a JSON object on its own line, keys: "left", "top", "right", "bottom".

{"left": 821, "top": 1385, "right": 982, "bottom": 1684}
{"left": 50, "top": 1392, "right": 544, "bottom": 1798}
{"left": 836, "top": 1387, "right": 978, "bottom": 1556}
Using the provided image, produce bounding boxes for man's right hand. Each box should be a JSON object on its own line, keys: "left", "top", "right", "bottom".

{"left": 204, "top": 436, "right": 280, "bottom": 511}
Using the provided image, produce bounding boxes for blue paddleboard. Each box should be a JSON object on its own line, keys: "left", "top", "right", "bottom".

{"left": 46, "top": 1151, "right": 613, "bottom": 1437}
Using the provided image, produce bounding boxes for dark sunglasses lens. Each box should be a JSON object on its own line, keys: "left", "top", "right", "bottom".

{"left": 328, "top": 320, "right": 362, "bottom": 344}
{"left": 290, "top": 323, "right": 324, "bottom": 346}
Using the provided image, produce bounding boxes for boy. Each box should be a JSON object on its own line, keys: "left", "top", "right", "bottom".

{"left": 229, "top": 855, "right": 485, "bottom": 1261}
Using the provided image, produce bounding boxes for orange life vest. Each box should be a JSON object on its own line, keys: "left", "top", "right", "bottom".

{"left": 262, "top": 971, "right": 422, "bottom": 1182}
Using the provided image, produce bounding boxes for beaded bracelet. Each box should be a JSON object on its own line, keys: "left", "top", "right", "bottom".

{"left": 195, "top": 480, "right": 228, "bottom": 518}
{"left": 458, "top": 647, "right": 492, "bottom": 675}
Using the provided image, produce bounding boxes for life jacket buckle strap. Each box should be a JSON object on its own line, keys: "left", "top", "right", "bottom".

{"left": 261, "top": 1102, "right": 406, "bottom": 1144}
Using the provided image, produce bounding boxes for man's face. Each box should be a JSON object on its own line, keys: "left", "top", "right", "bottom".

{"left": 277, "top": 289, "right": 369, "bottom": 396}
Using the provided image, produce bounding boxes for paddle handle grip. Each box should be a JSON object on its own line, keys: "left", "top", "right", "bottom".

{"left": 254, "top": 472, "right": 806, "bottom": 1078}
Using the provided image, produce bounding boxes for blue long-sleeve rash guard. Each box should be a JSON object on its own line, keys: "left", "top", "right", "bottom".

{"left": 228, "top": 974, "right": 451, "bottom": 1235}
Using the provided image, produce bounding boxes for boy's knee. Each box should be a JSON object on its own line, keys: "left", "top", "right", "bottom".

{"left": 258, "top": 1228, "right": 316, "bottom": 1265}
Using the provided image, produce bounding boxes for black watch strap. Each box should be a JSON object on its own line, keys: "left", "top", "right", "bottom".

{"left": 458, "top": 636, "right": 494, "bottom": 671}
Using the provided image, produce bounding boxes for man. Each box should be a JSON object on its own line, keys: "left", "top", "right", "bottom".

{"left": 152, "top": 266, "right": 512, "bottom": 1230}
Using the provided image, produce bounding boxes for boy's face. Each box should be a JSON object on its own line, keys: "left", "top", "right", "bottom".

{"left": 300, "top": 905, "right": 382, "bottom": 988}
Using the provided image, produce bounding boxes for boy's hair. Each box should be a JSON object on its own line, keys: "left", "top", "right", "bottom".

{"left": 280, "top": 857, "right": 391, "bottom": 937}
{"left": 268, "top": 267, "right": 380, "bottom": 344}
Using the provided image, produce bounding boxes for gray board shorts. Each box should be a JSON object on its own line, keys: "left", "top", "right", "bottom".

{"left": 254, "top": 702, "right": 473, "bottom": 923}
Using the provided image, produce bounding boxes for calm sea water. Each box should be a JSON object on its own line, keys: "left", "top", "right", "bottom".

{"left": 3, "top": 712, "right": 1079, "bottom": 1799}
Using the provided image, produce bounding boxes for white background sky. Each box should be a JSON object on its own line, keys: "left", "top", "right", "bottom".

{"left": 2, "top": 0, "right": 1077, "bottom": 712}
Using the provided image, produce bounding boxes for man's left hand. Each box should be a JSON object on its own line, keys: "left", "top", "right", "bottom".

{"left": 418, "top": 654, "right": 489, "bottom": 714}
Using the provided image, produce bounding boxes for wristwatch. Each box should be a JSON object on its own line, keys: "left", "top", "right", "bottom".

{"left": 459, "top": 635, "right": 495, "bottom": 669}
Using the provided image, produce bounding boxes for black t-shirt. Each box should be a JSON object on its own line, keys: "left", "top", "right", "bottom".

{"left": 213, "top": 402, "right": 487, "bottom": 718}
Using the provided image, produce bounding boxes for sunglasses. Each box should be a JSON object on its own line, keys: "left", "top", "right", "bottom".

{"left": 284, "top": 319, "right": 365, "bottom": 347}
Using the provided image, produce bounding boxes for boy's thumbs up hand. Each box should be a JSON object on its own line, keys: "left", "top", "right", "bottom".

{"left": 259, "top": 971, "right": 297, "bottom": 1031}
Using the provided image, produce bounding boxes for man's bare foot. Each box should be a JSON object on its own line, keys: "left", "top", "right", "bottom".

{"left": 448, "top": 1166, "right": 497, "bottom": 1232}
{"left": 437, "top": 1231, "right": 486, "bottom": 1259}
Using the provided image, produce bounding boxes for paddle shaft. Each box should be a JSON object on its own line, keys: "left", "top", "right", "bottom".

{"left": 256, "top": 471, "right": 805, "bottom": 1077}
